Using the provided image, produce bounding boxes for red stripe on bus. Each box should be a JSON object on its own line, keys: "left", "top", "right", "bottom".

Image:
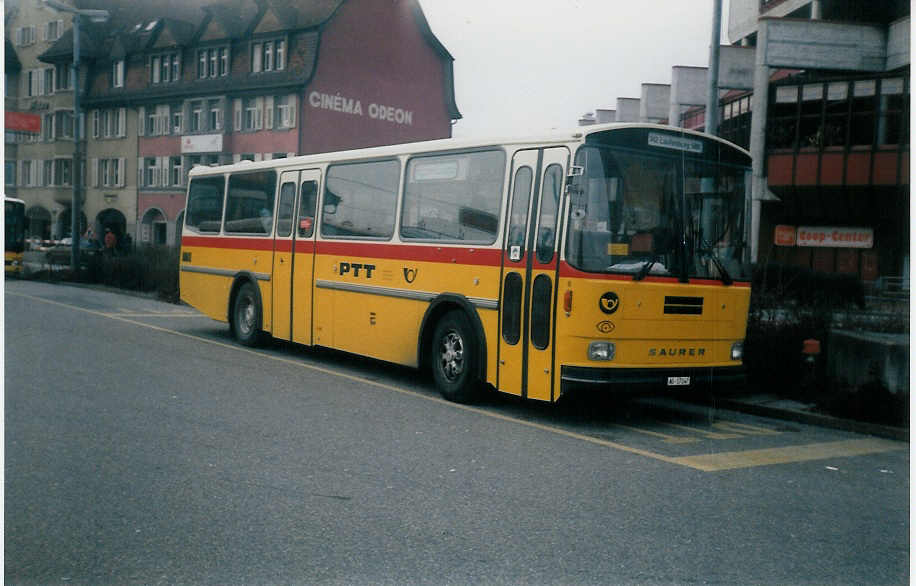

{"left": 558, "top": 262, "right": 751, "bottom": 287}
{"left": 181, "top": 235, "right": 276, "bottom": 251}
{"left": 184, "top": 236, "right": 502, "bottom": 266}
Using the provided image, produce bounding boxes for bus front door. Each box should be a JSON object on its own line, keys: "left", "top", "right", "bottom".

{"left": 498, "top": 147, "right": 567, "bottom": 401}
{"left": 273, "top": 169, "right": 320, "bottom": 345}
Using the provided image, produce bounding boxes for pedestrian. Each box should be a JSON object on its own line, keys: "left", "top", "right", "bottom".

{"left": 104, "top": 228, "right": 117, "bottom": 255}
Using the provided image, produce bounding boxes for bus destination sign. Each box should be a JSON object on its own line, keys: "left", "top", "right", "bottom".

{"left": 648, "top": 132, "right": 704, "bottom": 154}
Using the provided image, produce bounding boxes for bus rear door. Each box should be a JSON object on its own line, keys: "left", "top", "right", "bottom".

{"left": 498, "top": 147, "right": 568, "bottom": 401}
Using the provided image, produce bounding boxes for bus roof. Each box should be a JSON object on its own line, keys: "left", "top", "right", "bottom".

{"left": 188, "top": 122, "right": 749, "bottom": 177}
{"left": 4, "top": 196, "right": 26, "bottom": 205}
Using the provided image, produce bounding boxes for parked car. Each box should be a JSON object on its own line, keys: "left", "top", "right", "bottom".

{"left": 45, "top": 238, "right": 101, "bottom": 267}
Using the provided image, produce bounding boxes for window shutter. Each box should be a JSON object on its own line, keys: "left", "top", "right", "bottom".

{"left": 265, "top": 96, "right": 274, "bottom": 130}
{"left": 41, "top": 23, "right": 47, "bottom": 42}
{"left": 90, "top": 158, "right": 98, "bottom": 187}
{"left": 118, "top": 158, "right": 126, "bottom": 187}
{"left": 234, "top": 99, "right": 242, "bottom": 131}
{"left": 118, "top": 108, "right": 126, "bottom": 136}
{"left": 138, "top": 107, "right": 146, "bottom": 136}
{"left": 288, "top": 94, "right": 297, "bottom": 128}
{"left": 255, "top": 97, "right": 263, "bottom": 130}
{"left": 92, "top": 110, "right": 99, "bottom": 138}
{"left": 138, "top": 157, "right": 144, "bottom": 187}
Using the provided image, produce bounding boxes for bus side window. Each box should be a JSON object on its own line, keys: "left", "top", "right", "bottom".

{"left": 506, "top": 166, "right": 532, "bottom": 261}
{"left": 298, "top": 180, "right": 317, "bottom": 237}
{"left": 536, "top": 164, "right": 562, "bottom": 263}
{"left": 276, "top": 182, "right": 295, "bottom": 237}
{"left": 225, "top": 171, "right": 277, "bottom": 235}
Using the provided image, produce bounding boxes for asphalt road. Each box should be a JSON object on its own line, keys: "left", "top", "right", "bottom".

{"left": 4, "top": 279, "right": 909, "bottom": 585}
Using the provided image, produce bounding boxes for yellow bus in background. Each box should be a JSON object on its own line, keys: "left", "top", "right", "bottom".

{"left": 5, "top": 197, "right": 26, "bottom": 276}
{"left": 180, "top": 124, "right": 752, "bottom": 402}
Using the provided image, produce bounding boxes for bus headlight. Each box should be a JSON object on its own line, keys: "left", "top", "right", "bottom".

{"left": 730, "top": 341, "right": 744, "bottom": 361}
{"left": 588, "top": 341, "right": 616, "bottom": 361}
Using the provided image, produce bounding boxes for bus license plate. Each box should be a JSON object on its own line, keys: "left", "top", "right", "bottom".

{"left": 667, "top": 376, "right": 690, "bottom": 386}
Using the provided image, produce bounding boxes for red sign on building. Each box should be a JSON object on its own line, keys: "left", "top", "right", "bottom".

{"left": 5, "top": 111, "right": 41, "bottom": 133}
{"left": 773, "top": 224, "right": 797, "bottom": 246}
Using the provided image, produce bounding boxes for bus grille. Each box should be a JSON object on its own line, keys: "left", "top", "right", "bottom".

{"left": 664, "top": 296, "right": 703, "bottom": 315}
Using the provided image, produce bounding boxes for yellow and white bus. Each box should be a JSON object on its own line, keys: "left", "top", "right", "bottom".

{"left": 180, "top": 124, "right": 752, "bottom": 402}
{"left": 5, "top": 197, "right": 26, "bottom": 276}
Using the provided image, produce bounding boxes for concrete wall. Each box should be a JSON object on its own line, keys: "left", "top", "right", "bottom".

{"left": 761, "top": 18, "right": 887, "bottom": 71}
{"left": 827, "top": 330, "right": 909, "bottom": 395}
{"left": 615, "top": 98, "right": 640, "bottom": 123}
{"left": 639, "top": 84, "right": 670, "bottom": 123}
{"left": 887, "top": 17, "right": 910, "bottom": 71}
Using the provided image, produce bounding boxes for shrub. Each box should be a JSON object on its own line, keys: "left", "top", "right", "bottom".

{"left": 88, "top": 246, "right": 180, "bottom": 302}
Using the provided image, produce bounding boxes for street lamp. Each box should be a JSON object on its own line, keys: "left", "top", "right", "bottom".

{"left": 44, "top": 0, "right": 109, "bottom": 271}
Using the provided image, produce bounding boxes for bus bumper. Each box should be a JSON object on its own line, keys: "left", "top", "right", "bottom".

{"left": 560, "top": 365, "right": 746, "bottom": 395}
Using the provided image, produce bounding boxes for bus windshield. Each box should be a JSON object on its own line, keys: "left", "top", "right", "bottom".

{"left": 566, "top": 131, "right": 751, "bottom": 282}
{"left": 5, "top": 199, "right": 26, "bottom": 254}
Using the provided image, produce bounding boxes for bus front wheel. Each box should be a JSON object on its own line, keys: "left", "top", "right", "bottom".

{"left": 431, "top": 310, "right": 480, "bottom": 403}
{"left": 232, "top": 282, "right": 264, "bottom": 347}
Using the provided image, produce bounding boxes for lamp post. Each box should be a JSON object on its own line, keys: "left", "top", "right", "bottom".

{"left": 44, "top": 0, "right": 109, "bottom": 271}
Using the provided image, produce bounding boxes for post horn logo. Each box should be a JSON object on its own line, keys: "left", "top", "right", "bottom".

{"left": 599, "top": 292, "right": 619, "bottom": 314}
{"left": 403, "top": 268, "right": 418, "bottom": 284}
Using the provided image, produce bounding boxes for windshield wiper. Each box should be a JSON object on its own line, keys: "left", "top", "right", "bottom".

{"left": 706, "top": 253, "right": 733, "bottom": 285}
{"left": 633, "top": 257, "right": 659, "bottom": 281}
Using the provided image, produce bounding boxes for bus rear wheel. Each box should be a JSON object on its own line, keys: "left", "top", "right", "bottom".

{"left": 232, "top": 281, "right": 264, "bottom": 347}
{"left": 431, "top": 310, "right": 480, "bottom": 403}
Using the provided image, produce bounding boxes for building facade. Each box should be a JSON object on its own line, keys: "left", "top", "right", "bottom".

{"left": 578, "top": 0, "right": 909, "bottom": 284}
{"left": 4, "top": 0, "right": 461, "bottom": 247}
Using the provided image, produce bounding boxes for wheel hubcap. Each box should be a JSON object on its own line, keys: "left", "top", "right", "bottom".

{"left": 439, "top": 331, "right": 464, "bottom": 382}
{"left": 239, "top": 297, "right": 255, "bottom": 334}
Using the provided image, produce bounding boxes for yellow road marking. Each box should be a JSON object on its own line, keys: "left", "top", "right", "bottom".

{"left": 712, "top": 421, "right": 782, "bottom": 436}
{"left": 103, "top": 312, "right": 207, "bottom": 318}
{"left": 9, "top": 290, "right": 908, "bottom": 473}
{"left": 673, "top": 438, "right": 905, "bottom": 472}
{"left": 663, "top": 422, "right": 743, "bottom": 440}
{"left": 614, "top": 424, "right": 700, "bottom": 444}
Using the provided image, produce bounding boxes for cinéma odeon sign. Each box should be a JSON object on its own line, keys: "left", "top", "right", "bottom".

{"left": 309, "top": 91, "right": 414, "bottom": 126}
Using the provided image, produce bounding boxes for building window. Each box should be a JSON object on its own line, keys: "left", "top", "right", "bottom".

{"left": 55, "top": 63, "right": 71, "bottom": 91}
{"left": 190, "top": 101, "right": 203, "bottom": 132}
{"left": 197, "top": 47, "right": 228, "bottom": 79}
{"left": 274, "top": 95, "right": 296, "bottom": 128}
{"left": 252, "top": 39, "right": 285, "bottom": 73}
{"left": 45, "top": 20, "right": 62, "bottom": 41}
{"left": 151, "top": 53, "right": 180, "bottom": 84}
{"left": 54, "top": 111, "right": 74, "bottom": 139}
{"left": 170, "top": 156, "right": 183, "bottom": 186}
{"left": 144, "top": 157, "right": 161, "bottom": 187}
{"left": 208, "top": 99, "right": 223, "bottom": 131}
{"left": 112, "top": 59, "right": 124, "bottom": 88}
{"left": 5, "top": 160, "right": 16, "bottom": 186}
{"left": 173, "top": 110, "right": 183, "bottom": 134}
{"left": 16, "top": 26, "right": 37, "bottom": 47}
{"left": 98, "top": 158, "right": 123, "bottom": 187}
{"left": 243, "top": 98, "right": 262, "bottom": 131}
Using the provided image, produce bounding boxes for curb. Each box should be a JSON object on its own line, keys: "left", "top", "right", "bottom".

{"left": 715, "top": 397, "right": 909, "bottom": 442}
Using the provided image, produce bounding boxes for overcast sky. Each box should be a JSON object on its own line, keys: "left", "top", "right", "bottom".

{"left": 418, "top": 0, "right": 729, "bottom": 138}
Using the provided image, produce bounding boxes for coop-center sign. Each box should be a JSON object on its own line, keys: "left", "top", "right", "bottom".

{"left": 796, "top": 226, "right": 873, "bottom": 248}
